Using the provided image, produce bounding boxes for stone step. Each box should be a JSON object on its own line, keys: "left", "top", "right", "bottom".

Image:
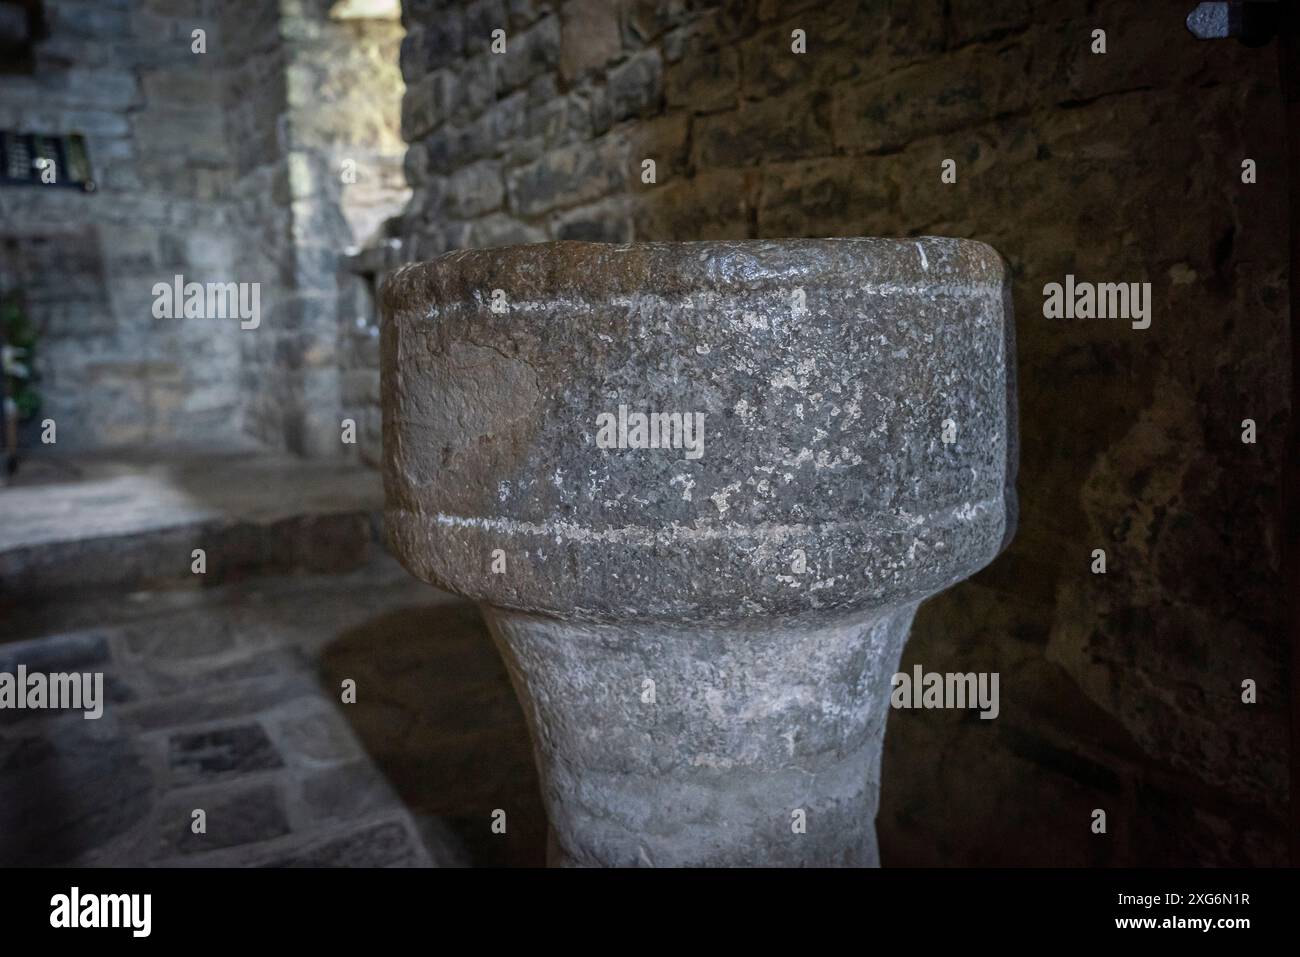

{"left": 0, "top": 448, "right": 383, "bottom": 605}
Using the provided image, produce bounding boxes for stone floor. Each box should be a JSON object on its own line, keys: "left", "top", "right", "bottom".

{"left": 1, "top": 554, "right": 547, "bottom": 867}
{"left": 0, "top": 448, "right": 547, "bottom": 868}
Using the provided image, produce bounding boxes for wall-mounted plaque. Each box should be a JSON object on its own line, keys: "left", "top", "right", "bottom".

{"left": 0, "top": 131, "right": 95, "bottom": 191}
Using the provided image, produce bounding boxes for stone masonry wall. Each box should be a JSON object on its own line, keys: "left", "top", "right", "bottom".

{"left": 0, "top": 0, "right": 240, "bottom": 449}
{"left": 339, "top": 240, "right": 404, "bottom": 468}
{"left": 0, "top": 0, "right": 407, "bottom": 457}
{"left": 393, "top": 0, "right": 1290, "bottom": 865}
{"left": 224, "top": 0, "right": 408, "bottom": 458}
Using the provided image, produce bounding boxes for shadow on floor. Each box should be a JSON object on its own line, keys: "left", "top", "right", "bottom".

{"left": 321, "top": 600, "right": 547, "bottom": 867}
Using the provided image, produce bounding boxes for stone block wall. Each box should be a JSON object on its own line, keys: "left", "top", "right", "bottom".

{"left": 0, "top": 0, "right": 240, "bottom": 449}
{"left": 394, "top": 0, "right": 1290, "bottom": 864}
{"left": 0, "top": 0, "right": 408, "bottom": 456}
{"left": 222, "top": 0, "right": 409, "bottom": 458}
{"left": 338, "top": 240, "right": 405, "bottom": 468}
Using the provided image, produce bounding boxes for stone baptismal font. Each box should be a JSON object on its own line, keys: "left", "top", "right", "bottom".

{"left": 380, "top": 238, "right": 1018, "bottom": 866}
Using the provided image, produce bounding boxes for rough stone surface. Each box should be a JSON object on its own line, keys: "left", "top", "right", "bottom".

{"left": 0, "top": 0, "right": 409, "bottom": 457}
{"left": 381, "top": 237, "right": 1017, "bottom": 865}
{"left": 167, "top": 724, "right": 285, "bottom": 784}
{"left": 222, "top": 0, "right": 410, "bottom": 457}
{"left": 392, "top": 0, "right": 1290, "bottom": 866}
{"left": 0, "top": 553, "right": 463, "bottom": 868}
{"left": 382, "top": 238, "right": 1016, "bottom": 623}
{"left": 486, "top": 604, "right": 916, "bottom": 866}
{"left": 0, "top": 446, "right": 382, "bottom": 602}
{"left": 0, "top": 0, "right": 241, "bottom": 450}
